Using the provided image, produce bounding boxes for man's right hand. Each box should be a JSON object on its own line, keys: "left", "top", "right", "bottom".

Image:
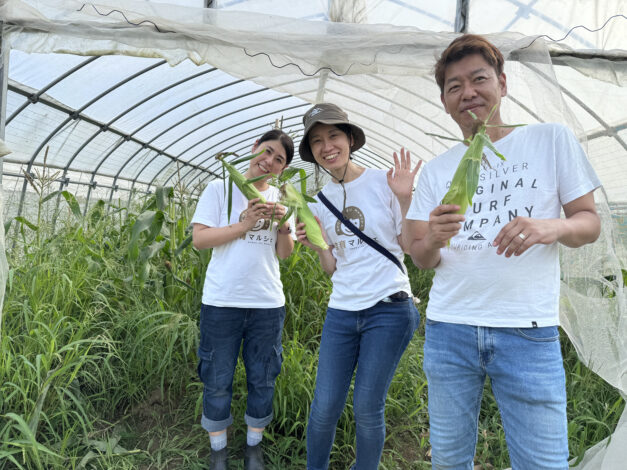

{"left": 425, "top": 204, "right": 466, "bottom": 249}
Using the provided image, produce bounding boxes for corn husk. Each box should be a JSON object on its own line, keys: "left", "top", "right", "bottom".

{"left": 432, "top": 106, "right": 524, "bottom": 215}
{"left": 217, "top": 152, "right": 268, "bottom": 223}
{"left": 280, "top": 182, "right": 329, "bottom": 251}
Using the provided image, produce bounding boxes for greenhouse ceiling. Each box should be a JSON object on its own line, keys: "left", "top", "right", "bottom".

{"left": 0, "top": 0, "right": 625, "bottom": 217}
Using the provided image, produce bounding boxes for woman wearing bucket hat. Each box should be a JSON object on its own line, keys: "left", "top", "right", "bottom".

{"left": 295, "top": 103, "right": 422, "bottom": 470}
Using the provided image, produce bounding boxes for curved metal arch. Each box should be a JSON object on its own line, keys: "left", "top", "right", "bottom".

{"left": 62, "top": 66, "right": 218, "bottom": 177}
{"left": 523, "top": 62, "right": 627, "bottom": 152}
{"left": 145, "top": 74, "right": 319, "bottom": 175}
{"left": 6, "top": 55, "right": 99, "bottom": 125}
{"left": 105, "top": 76, "right": 261, "bottom": 199}
{"left": 62, "top": 67, "right": 219, "bottom": 206}
{"left": 188, "top": 72, "right": 447, "bottom": 171}
{"left": 171, "top": 107, "right": 310, "bottom": 185}
{"left": 321, "top": 87, "right": 438, "bottom": 159}
{"left": 13, "top": 58, "right": 168, "bottom": 218}
{"left": 148, "top": 101, "right": 310, "bottom": 188}
{"left": 167, "top": 112, "right": 305, "bottom": 188}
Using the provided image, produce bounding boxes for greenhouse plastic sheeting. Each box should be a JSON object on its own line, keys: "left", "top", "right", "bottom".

{"left": 0, "top": 1, "right": 625, "bottom": 468}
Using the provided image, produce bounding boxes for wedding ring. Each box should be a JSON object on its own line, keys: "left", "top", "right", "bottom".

{"left": 518, "top": 233, "right": 526, "bottom": 241}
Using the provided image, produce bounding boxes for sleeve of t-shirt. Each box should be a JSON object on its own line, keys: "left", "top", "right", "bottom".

{"left": 406, "top": 166, "right": 435, "bottom": 221}
{"left": 191, "top": 180, "right": 224, "bottom": 228}
{"left": 555, "top": 125, "right": 601, "bottom": 205}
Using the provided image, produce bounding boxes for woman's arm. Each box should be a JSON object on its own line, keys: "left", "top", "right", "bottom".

{"left": 295, "top": 218, "right": 336, "bottom": 275}
{"left": 275, "top": 222, "right": 294, "bottom": 259}
{"left": 192, "top": 198, "right": 269, "bottom": 250}
{"left": 388, "top": 148, "right": 422, "bottom": 254}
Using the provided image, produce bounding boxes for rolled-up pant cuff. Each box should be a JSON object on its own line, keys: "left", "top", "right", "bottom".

{"left": 245, "top": 412, "right": 273, "bottom": 429}
{"left": 201, "top": 413, "right": 233, "bottom": 433}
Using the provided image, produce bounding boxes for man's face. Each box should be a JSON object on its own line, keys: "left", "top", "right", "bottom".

{"left": 440, "top": 53, "right": 507, "bottom": 137}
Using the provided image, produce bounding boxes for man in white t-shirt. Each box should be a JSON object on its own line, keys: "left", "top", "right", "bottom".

{"left": 405, "top": 34, "right": 601, "bottom": 469}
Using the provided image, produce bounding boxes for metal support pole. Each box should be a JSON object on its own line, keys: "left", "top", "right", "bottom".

{"left": 455, "top": 0, "right": 469, "bottom": 33}
{"left": 0, "top": 23, "right": 10, "bottom": 184}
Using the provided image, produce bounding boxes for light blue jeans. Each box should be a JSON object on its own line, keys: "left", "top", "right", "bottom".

{"left": 306, "top": 298, "right": 420, "bottom": 470}
{"left": 424, "top": 319, "right": 568, "bottom": 470}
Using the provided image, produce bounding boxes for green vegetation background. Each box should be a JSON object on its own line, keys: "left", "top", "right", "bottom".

{"left": 0, "top": 187, "right": 624, "bottom": 469}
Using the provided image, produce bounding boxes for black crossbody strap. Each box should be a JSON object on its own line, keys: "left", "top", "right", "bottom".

{"left": 317, "top": 191, "right": 405, "bottom": 274}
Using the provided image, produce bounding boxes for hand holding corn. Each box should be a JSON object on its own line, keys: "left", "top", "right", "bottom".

{"left": 295, "top": 216, "right": 329, "bottom": 253}
{"left": 280, "top": 182, "right": 329, "bottom": 251}
{"left": 238, "top": 198, "right": 270, "bottom": 231}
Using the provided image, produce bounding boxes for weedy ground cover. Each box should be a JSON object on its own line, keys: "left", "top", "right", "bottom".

{"left": 0, "top": 186, "right": 623, "bottom": 469}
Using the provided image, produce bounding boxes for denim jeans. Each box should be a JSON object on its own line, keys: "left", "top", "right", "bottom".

{"left": 307, "top": 298, "right": 420, "bottom": 470}
{"left": 197, "top": 304, "right": 285, "bottom": 432}
{"left": 424, "top": 320, "right": 568, "bottom": 470}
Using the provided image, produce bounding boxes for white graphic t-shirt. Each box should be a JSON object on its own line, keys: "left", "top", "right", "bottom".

{"left": 407, "top": 123, "right": 600, "bottom": 327}
{"left": 192, "top": 179, "right": 287, "bottom": 308}
{"left": 310, "top": 168, "right": 411, "bottom": 311}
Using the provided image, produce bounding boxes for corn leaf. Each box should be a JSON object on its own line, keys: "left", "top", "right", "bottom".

{"left": 227, "top": 176, "right": 234, "bottom": 223}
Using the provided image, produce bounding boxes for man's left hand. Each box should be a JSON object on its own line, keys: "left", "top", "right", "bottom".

{"left": 493, "top": 216, "right": 561, "bottom": 257}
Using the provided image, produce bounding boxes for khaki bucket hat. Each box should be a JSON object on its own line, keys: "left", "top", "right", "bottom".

{"left": 299, "top": 103, "right": 366, "bottom": 163}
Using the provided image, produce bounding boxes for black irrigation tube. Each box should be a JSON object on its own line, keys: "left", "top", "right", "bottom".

{"left": 3, "top": 170, "right": 146, "bottom": 194}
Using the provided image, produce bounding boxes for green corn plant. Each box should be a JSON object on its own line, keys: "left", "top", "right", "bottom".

{"left": 428, "top": 105, "right": 525, "bottom": 217}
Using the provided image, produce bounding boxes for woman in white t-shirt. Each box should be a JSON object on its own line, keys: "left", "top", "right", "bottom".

{"left": 295, "top": 103, "right": 421, "bottom": 470}
{"left": 191, "top": 129, "right": 294, "bottom": 470}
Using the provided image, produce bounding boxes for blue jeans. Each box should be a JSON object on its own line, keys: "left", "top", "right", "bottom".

{"left": 197, "top": 304, "right": 285, "bottom": 432}
{"left": 424, "top": 320, "right": 568, "bottom": 470}
{"left": 307, "top": 299, "right": 420, "bottom": 470}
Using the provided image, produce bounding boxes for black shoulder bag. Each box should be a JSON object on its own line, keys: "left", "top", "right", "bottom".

{"left": 317, "top": 191, "right": 406, "bottom": 274}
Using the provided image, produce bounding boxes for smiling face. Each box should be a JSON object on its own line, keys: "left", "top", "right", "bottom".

{"left": 441, "top": 53, "right": 507, "bottom": 138}
{"left": 307, "top": 123, "right": 353, "bottom": 171}
{"left": 247, "top": 138, "right": 288, "bottom": 180}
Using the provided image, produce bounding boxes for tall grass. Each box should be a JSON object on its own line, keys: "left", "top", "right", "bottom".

{"left": 0, "top": 187, "right": 624, "bottom": 469}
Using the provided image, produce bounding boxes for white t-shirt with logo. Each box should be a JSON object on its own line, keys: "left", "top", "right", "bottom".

{"left": 407, "top": 123, "right": 600, "bottom": 327}
{"left": 310, "top": 168, "right": 411, "bottom": 311}
{"left": 192, "top": 179, "right": 287, "bottom": 308}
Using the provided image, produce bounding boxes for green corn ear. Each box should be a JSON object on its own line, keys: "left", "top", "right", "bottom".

{"left": 219, "top": 157, "right": 267, "bottom": 203}
{"left": 282, "top": 183, "right": 329, "bottom": 251}
{"left": 218, "top": 155, "right": 267, "bottom": 223}
{"left": 441, "top": 134, "right": 485, "bottom": 215}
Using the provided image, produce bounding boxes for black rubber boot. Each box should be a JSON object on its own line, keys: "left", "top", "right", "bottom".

{"left": 208, "top": 447, "right": 229, "bottom": 470}
{"left": 244, "top": 443, "right": 265, "bottom": 470}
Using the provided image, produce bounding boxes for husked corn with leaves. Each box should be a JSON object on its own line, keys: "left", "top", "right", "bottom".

{"left": 281, "top": 182, "right": 329, "bottom": 251}
{"left": 218, "top": 152, "right": 271, "bottom": 223}
{"left": 441, "top": 132, "right": 488, "bottom": 215}
{"left": 218, "top": 155, "right": 267, "bottom": 203}
{"left": 440, "top": 106, "right": 523, "bottom": 215}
